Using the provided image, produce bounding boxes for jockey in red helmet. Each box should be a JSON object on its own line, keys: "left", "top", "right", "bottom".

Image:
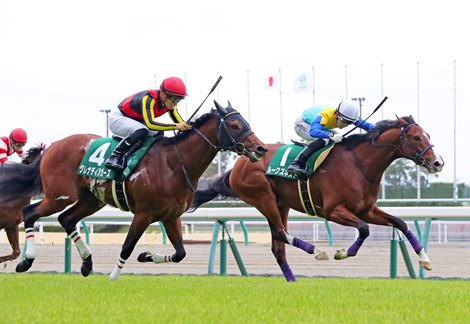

{"left": 0, "top": 128, "right": 28, "bottom": 164}
{"left": 105, "top": 76, "right": 192, "bottom": 171}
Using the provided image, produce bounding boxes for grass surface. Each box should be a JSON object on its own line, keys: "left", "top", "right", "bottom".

{"left": 1, "top": 274, "right": 469, "bottom": 323}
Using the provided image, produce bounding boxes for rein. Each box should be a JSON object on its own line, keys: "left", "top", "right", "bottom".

{"left": 175, "top": 110, "right": 253, "bottom": 192}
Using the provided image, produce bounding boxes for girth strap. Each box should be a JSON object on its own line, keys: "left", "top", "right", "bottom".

{"left": 112, "top": 180, "right": 132, "bottom": 212}
{"left": 297, "top": 178, "right": 317, "bottom": 216}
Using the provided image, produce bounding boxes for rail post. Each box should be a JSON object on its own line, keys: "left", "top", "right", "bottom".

{"left": 390, "top": 229, "right": 398, "bottom": 278}
{"left": 64, "top": 237, "right": 72, "bottom": 273}
{"left": 219, "top": 221, "right": 227, "bottom": 275}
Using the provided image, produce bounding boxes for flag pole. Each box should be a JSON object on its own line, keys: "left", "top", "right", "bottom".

{"left": 279, "top": 68, "right": 283, "bottom": 143}
{"left": 453, "top": 60, "right": 458, "bottom": 201}
{"left": 312, "top": 66, "right": 316, "bottom": 106}
{"left": 380, "top": 63, "right": 386, "bottom": 200}
{"left": 416, "top": 62, "right": 421, "bottom": 201}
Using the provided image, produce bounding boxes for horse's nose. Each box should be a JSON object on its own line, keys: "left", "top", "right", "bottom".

{"left": 432, "top": 156, "right": 444, "bottom": 172}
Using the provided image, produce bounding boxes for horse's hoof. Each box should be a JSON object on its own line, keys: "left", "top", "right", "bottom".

{"left": 137, "top": 251, "right": 153, "bottom": 263}
{"left": 420, "top": 261, "right": 432, "bottom": 271}
{"left": 315, "top": 250, "right": 329, "bottom": 261}
{"left": 16, "top": 258, "right": 34, "bottom": 273}
{"left": 334, "top": 249, "right": 348, "bottom": 260}
{"left": 81, "top": 255, "right": 93, "bottom": 277}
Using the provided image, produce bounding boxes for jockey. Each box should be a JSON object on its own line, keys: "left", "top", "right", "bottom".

{"left": 0, "top": 128, "right": 28, "bottom": 164}
{"left": 287, "top": 100, "right": 375, "bottom": 177}
{"left": 105, "top": 76, "right": 192, "bottom": 171}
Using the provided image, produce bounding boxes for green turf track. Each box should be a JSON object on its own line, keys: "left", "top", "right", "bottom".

{"left": 1, "top": 274, "right": 469, "bottom": 323}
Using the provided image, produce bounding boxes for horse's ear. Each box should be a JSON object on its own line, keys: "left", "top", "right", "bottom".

{"left": 227, "top": 101, "right": 233, "bottom": 109}
{"left": 214, "top": 100, "right": 227, "bottom": 117}
{"left": 395, "top": 114, "right": 407, "bottom": 125}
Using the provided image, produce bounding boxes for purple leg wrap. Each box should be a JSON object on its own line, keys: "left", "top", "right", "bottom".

{"left": 405, "top": 229, "right": 423, "bottom": 254}
{"left": 347, "top": 237, "right": 365, "bottom": 256}
{"left": 280, "top": 262, "right": 296, "bottom": 282}
{"left": 293, "top": 237, "right": 315, "bottom": 254}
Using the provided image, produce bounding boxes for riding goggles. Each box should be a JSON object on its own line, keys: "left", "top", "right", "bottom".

{"left": 168, "top": 95, "right": 184, "bottom": 104}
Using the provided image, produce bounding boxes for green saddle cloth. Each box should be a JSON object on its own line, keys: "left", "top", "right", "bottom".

{"left": 265, "top": 142, "right": 335, "bottom": 180}
{"left": 77, "top": 137, "right": 157, "bottom": 180}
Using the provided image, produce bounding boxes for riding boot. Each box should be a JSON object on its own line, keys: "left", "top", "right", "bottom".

{"left": 286, "top": 139, "right": 327, "bottom": 177}
{"left": 105, "top": 128, "right": 149, "bottom": 171}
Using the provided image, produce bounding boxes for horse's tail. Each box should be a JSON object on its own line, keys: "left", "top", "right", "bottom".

{"left": 188, "top": 170, "right": 236, "bottom": 212}
{"left": 0, "top": 155, "right": 43, "bottom": 204}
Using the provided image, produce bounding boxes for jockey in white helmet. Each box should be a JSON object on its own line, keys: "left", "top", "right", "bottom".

{"left": 287, "top": 100, "right": 375, "bottom": 178}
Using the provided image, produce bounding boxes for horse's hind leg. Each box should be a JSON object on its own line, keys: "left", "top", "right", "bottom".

{"left": 364, "top": 206, "right": 431, "bottom": 270}
{"left": 16, "top": 199, "right": 71, "bottom": 272}
{"left": 57, "top": 190, "right": 105, "bottom": 277}
{"left": 0, "top": 225, "right": 20, "bottom": 263}
{"left": 110, "top": 212, "right": 154, "bottom": 281}
{"left": 138, "top": 217, "right": 187, "bottom": 265}
{"left": 327, "top": 206, "right": 370, "bottom": 260}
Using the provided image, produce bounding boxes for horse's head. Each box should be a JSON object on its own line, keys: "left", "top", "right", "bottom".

{"left": 214, "top": 100, "right": 267, "bottom": 161}
{"left": 395, "top": 116, "right": 444, "bottom": 173}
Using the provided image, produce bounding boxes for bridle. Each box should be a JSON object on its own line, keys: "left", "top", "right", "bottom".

{"left": 372, "top": 123, "right": 434, "bottom": 167}
{"left": 174, "top": 109, "right": 254, "bottom": 192}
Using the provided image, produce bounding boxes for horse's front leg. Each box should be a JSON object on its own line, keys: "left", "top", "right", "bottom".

{"left": 328, "top": 206, "right": 370, "bottom": 260}
{"left": 364, "top": 206, "right": 431, "bottom": 271}
{"left": 137, "top": 217, "right": 186, "bottom": 265}
{"left": 0, "top": 225, "right": 20, "bottom": 263}
{"left": 110, "top": 213, "right": 154, "bottom": 281}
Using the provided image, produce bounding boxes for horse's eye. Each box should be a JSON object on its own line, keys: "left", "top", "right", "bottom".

{"left": 414, "top": 136, "right": 421, "bottom": 141}
{"left": 230, "top": 125, "right": 239, "bottom": 130}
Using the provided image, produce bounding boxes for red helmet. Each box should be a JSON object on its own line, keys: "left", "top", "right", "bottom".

{"left": 160, "top": 77, "right": 188, "bottom": 97}
{"left": 10, "top": 128, "right": 28, "bottom": 143}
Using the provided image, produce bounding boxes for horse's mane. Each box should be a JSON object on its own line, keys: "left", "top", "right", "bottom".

{"left": 22, "top": 144, "right": 44, "bottom": 165}
{"left": 158, "top": 110, "right": 217, "bottom": 146}
{"left": 342, "top": 116, "right": 416, "bottom": 149}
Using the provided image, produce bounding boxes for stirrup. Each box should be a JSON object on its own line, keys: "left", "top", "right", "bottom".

{"left": 105, "top": 156, "right": 125, "bottom": 171}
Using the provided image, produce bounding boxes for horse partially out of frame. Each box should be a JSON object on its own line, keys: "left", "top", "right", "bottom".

{"left": 0, "top": 145, "right": 44, "bottom": 263}
{"left": 190, "top": 116, "right": 444, "bottom": 281}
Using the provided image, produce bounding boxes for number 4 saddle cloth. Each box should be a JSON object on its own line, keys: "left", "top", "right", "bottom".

{"left": 77, "top": 137, "right": 157, "bottom": 181}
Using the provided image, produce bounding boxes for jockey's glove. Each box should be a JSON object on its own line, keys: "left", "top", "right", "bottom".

{"left": 176, "top": 122, "right": 192, "bottom": 131}
{"left": 329, "top": 133, "right": 343, "bottom": 143}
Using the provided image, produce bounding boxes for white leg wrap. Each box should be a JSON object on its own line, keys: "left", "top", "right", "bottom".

{"left": 24, "top": 227, "right": 36, "bottom": 259}
{"left": 109, "top": 258, "right": 125, "bottom": 281}
{"left": 109, "top": 265, "right": 121, "bottom": 281}
{"left": 69, "top": 230, "right": 91, "bottom": 259}
{"left": 152, "top": 253, "right": 171, "bottom": 264}
{"left": 418, "top": 248, "right": 431, "bottom": 263}
{"left": 74, "top": 237, "right": 92, "bottom": 260}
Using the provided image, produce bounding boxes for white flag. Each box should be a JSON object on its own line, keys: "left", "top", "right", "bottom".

{"left": 294, "top": 72, "right": 313, "bottom": 92}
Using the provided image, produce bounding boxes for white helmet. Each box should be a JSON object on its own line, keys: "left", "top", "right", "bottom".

{"left": 337, "top": 100, "right": 360, "bottom": 122}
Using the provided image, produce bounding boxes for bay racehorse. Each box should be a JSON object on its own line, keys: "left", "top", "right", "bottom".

{"left": 190, "top": 116, "right": 444, "bottom": 281}
{"left": 0, "top": 145, "right": 44, "bottom": 263}
{"left": 0, "top": 101, "right": 267, "bottom": 280}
